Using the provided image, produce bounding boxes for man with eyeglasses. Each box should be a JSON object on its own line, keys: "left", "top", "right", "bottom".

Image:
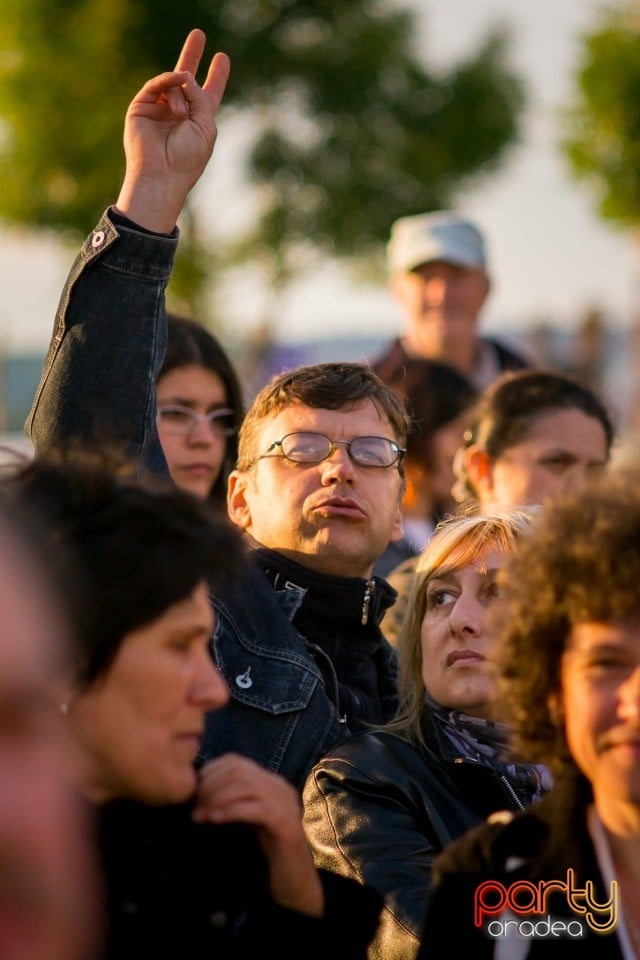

{"left": 26, "top": 29, "right": 408, "bottom": 789}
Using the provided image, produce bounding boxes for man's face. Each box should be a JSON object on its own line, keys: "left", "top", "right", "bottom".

{"left": 391, "top": 260, "right": 490, "bottom": 365}
{"left": 228, "top": 400, "right": 404, "bottom": 579}
{"left": 0, "top": 530, "right": 99, "bottom": 960}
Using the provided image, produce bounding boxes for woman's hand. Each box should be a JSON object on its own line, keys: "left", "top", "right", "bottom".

{"left": 193, "top": 753, "right": 325, "bottom": 918}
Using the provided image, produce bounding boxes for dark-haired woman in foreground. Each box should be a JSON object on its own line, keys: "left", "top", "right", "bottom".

{"left": 7, "top": 451, "right": 382, "bottom": 960}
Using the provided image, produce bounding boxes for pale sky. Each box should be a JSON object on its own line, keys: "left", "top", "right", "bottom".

{"left": 0, "top": 0, "right": 635, "bottom": 354}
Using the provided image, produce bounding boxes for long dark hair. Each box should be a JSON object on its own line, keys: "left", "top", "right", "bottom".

{"left": 161, "top": 314, "right": 244, "bottom": 505}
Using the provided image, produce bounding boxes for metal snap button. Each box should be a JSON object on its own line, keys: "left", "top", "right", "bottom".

{"left": 235, "top": 667, "right": 252, "bottom": 689}
{"left": 91, "top": 230, "right": 105, "bottom": 248}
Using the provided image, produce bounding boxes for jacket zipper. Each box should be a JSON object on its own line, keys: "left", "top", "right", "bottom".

{"left": 499, "top": 773, "right": 525, "bottom": 811}
{"left": 361, "top": 579, "right": 376, "bottom": 625}
{"left": 454, "top": 757, "right": 525, "bottom": 812}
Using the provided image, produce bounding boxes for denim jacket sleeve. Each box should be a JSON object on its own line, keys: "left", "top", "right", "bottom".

{"left": 26, "top": 208, "right": 176, "bottom": 477}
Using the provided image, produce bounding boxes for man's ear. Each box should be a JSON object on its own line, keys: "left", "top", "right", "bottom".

{"left": 227, "top": 471, "right": 253, "bottom": 530}
{"left": 464, "top": 444, "right": 494, "bottom": 498}
{"left": 389, "top": 500, "right": 405, "bottom": 544}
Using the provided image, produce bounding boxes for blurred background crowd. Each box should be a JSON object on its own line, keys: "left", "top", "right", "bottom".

{"left": 3, "top": 0, "right": 640, "bottom": 465}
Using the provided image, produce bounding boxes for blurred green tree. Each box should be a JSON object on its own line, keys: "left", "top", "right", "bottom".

{"left": 560, "top": 3, "right": 640, "bottom": 227}
{"left": 0, "top": 0, "right": 525, "bottom": 320}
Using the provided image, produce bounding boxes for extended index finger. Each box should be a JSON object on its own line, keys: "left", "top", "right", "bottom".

{"left": 174, "top": 28, "right": 207, "bottom": 75}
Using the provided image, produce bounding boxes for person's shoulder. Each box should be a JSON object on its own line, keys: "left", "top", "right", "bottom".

{"left": 373, "top": 538, "right": 417, "bottom": 579}
{"left": 369, "top": 338, "right": 406, "bottom": 380}
{"left": 307, "top": 728, "right": 424, "bottom": 786}
{"left": 483, "top": 335, "right": 532, "bottom": 372}
{"left": 433, "top": 792, "right": 552, "bottom": 880}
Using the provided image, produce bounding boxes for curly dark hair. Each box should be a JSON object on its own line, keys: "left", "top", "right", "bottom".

{"left": 489, "top": 467, "right": 640, "bottom": 775}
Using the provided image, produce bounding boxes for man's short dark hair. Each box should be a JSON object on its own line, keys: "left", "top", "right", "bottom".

{"left": 236, "top": 362, "right": 410, "bottom": 473}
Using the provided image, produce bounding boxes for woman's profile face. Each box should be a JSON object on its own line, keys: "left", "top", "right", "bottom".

{"left": 157, "top": 364, "right": 231, "bottom": 500}
{"left": 420, "top": 545, "right": 506, "bottom": 718}
{"left": 481, "top": 408, "right": 609, "bottom": 510}
{"left": 68, "top": 582, "right": 229, "bottom": 806}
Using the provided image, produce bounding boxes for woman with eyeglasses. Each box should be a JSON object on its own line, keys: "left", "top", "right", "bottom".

{"left": 156, "top": 314, "right": 244, "bottom": 504}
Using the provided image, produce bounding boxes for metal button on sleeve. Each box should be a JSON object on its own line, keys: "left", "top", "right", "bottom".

{"left": 235, "top": 667, "right": 252, "bottom": 689}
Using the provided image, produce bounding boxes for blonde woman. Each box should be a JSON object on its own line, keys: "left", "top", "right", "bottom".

{"left": 302, "top": 510, "right": 552, "bottom": 960}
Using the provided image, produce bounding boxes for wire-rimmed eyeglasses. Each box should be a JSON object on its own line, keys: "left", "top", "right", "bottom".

{"left": 157, "top": 404, "right": 236, "bottom": 436}
{"left": 252, "top": 431, "right": 405, "bottom": 468}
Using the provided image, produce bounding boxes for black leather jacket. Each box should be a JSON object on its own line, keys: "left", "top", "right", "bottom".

{"left": 302, "top": 724, "right": 528, "bottom": 960}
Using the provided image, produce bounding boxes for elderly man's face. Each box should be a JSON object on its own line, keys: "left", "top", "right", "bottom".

{"left": 227, "top": 399, "right": 405, "bottom": 579}
{"left": 0, "top": 526, "right": 99, "bottom": 960}
{"left": 392, "top": 260, "right": 490, "bottom": 366}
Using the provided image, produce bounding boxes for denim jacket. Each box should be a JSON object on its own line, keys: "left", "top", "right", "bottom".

{"left": 27, "top": 209, "right": 398, "bottom": 789}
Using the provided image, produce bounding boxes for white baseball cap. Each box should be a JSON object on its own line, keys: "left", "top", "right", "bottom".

{"left": 387, "top": 211, "right": 488, "bottom": 273}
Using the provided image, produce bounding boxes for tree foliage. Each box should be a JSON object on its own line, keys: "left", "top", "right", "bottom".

{"left": 0, "top": 0, "right": 525, "bottom": 312}
{"left": 560, "top": 3, "right": 640, "bottom": 228}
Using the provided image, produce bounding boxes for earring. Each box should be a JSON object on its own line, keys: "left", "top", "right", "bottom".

{"left": 548, "top": 697, "right": 563, "bottom": 725}
{"left": 60, "top": 702, "right": 69, "bottom": 715}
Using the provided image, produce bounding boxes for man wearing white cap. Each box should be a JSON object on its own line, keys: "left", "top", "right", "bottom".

{"left": 372, "top": 211, "right": 530, "bottom": 390}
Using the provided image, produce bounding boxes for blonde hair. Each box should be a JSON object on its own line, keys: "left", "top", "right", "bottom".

{"left": 383, "top": 510, "right": 534, "bottom": 748}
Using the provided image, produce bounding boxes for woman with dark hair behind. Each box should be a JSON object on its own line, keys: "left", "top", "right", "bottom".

{"left": 373, "top": 357, "right": 478, "bottom": 578}
{"left": 156, "top": 313, "right": 244, "bottom": 504}
{"left": 373, "top": 358, "right": 477, "bottom": 644}
{"left": 452, "top": 368, "right": 615, "bottom": 513}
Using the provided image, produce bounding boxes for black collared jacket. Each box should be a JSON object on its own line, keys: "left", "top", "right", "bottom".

{"left": 302, "top": 723, "right": 527, "bottom": 960}
{"left": 97, "top": 798, "right": 383, "bottom": 960}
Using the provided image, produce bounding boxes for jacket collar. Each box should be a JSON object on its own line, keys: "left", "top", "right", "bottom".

{"left": 252, "top": 545, "right": 397, "bottom": 629}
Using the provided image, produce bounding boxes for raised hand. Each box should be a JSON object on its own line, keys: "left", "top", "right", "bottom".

{"left": 116, "top": 29, "right": 230, "bottom": 233}
{"left": 194, "top": 753, "right": 325, "bottom": 917}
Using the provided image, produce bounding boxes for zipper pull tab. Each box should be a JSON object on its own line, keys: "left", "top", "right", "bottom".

{"left": 361, "top": 579, "right": 376, "bottom": 625}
